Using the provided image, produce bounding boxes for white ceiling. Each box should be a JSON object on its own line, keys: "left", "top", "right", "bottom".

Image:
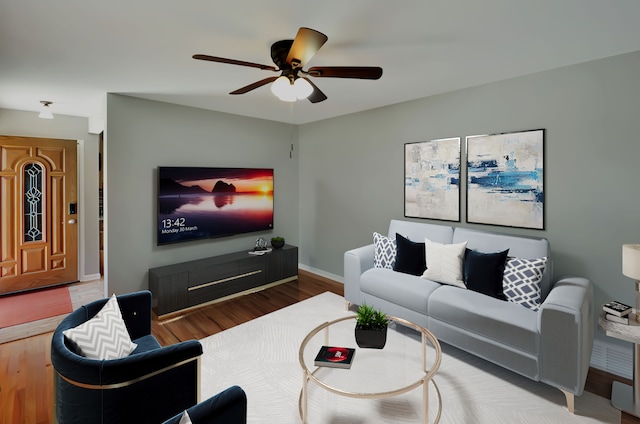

{"left": 2, "top": 1, "right": 640, "bottom": 125}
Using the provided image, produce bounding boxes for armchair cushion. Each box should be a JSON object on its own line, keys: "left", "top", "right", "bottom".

{"left": 62, "top": 294, "right": 137, "bottom": 360}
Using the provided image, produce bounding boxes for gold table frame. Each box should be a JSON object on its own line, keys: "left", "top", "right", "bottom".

{"left": 298, "top": 315, "right": 442, "bottom": 423}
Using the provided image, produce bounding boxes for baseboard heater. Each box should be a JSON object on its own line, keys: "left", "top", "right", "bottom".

{"left": 590, "top": 338, "right": 632, "bottom": 379}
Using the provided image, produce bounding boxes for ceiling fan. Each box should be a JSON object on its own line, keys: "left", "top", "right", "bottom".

{"left": 193, "top": 27, "right": 383, "bottom": 103}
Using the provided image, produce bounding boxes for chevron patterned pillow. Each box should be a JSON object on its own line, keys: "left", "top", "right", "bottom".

{"left": 179, "top": 411, "right": 192, "bottom": 424}
{"left": 63, "top": 294, "right": 137, "bottom": 360}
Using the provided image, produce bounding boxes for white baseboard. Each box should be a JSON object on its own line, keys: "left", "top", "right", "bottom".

{"left": 298, "top": 264, "right": 343, "bottom": 284}
{"left": 80, "top": 273, "right": 102, "bottom": 282}
{"left": 590, "top": 338, "right": 632, "bottom": 379}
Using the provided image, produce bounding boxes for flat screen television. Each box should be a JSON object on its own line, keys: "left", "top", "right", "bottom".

{"left": 157, "top": 166, "right": 274, "bottom": 245}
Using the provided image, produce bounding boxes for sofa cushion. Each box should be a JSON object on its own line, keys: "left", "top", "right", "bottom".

{"left": 393, "top": 233, "right": 426, "bottom": 276}
{"left": 421, "top": 239, "right": 467, "bottom": 288}
{"left": 373, "top": 232, "right": 396, "bottom": 269}
{"left": 503, "top": 257, "right": 548, "bottom": 311}
{"left": 361, "top": 268, "right": 441, "bottom": 315}
{"left": 453, "top": 227, "right": 553, "bottom": 300}
{"left": 464, "top": 248, "right": 509, "bottom": 300}
{"left": 63, "top": 294, "right": 138, "bottom": 360}
{"left": 428, "top": 285, "right": 539, "bottom": 354}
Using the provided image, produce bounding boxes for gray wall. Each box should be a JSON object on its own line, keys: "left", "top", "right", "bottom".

{"left": 298, "top": 50, "right": 640, "bottom": 345}
{"left": 105, "top": 95, "right": 298, "bottom": 295}
{"left": 0, "top": 108, "right": 101, "bottom": 280}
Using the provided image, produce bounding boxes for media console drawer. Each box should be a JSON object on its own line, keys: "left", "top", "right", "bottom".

{"left": 149, "top": 245, "right": 297, "bottom": 317}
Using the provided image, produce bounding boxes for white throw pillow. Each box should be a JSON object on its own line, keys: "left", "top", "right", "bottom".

{"left": 63, "top": 294, "right": 138, "bottom": 360}
{"left": 178, "top": 411, "right": 192, "bottom": 424}
{"left": 373, "top": 232, "right": 396, "bottom": 269}
{"left": 503, "top": 257, "right": 547, "bottom": 311}
{"left": 421, "top": 239, "right": 467, "bottom": 288}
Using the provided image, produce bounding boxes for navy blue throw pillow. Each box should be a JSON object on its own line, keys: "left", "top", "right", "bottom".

{"left": 464, "top": 248, "right": 510, "bottom": 300}
{"left": 393, "top": 233, "right": 427, "bottom": 276}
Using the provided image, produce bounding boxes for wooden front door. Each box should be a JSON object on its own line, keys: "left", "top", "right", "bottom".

{"left": 0, "top": 136, "right": 78, "bottom": 295}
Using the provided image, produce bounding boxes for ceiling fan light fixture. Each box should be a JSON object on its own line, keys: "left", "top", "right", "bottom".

{"left": 38, "top": 101, "right": 54, "bottom": 119}
{"left": 271, "top": 76, "right": 292, "bottom": 99}
{"left": 277, "top": 92, "right": 297, "bottom": 102}
{"left": 293, "top": 77, "right": 313, "bottom": 100}
{"left": 270, "top": 75, "right": 312, "bottom": 102}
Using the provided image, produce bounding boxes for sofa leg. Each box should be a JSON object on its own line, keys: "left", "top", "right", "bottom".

{"left": 561, "top": 389, "right": 574, "bottom": 414}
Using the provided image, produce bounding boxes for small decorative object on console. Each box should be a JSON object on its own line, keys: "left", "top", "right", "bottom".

{"left": 254, "top": 237, "right": 269, "bottom": 251}
{"left": 314, "top": 346, "right": 356, "bottom": 369}
{"left": 271, "top": 236, "right": 285, "bottom": 249}
{"left": 602, "top": 300, "right": 633, "bottom": 317}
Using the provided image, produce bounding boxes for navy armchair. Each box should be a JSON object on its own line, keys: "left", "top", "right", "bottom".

{"left": 162, "top": 386, "right": 247, "bottom": 424}
{"left": 51, "top": 290, "right": 203, "bottom": 423}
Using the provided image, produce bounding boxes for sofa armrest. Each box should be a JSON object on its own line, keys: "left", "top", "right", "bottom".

{"left": 344, "top": 244, "right": 375, "bottom": 305}
{"left": 538, "top": 276, "right": 594, "bottom": 396}
{"left": 163, "top": 386, "right": 248, "bottom": 424}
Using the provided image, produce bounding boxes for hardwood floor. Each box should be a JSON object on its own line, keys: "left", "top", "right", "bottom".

{"left": 0, "top": 269, "right": 342, "bottom": 424}
{"left": 151, "top": 270, "right": 343, "bottom": 345}
{"left": 1, "top": 269, "right": 638, "bottom": 423}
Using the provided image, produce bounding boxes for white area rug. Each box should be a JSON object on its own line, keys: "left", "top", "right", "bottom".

{"left": 199, "top": 292, "right": 618, "bottom": 423}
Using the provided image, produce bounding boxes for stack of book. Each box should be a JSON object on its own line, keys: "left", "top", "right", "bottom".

{"left": 603, "top": 300, "right": 633, "bottom": 324}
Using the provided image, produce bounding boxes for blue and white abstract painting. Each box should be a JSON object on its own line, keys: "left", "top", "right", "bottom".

{"left": 466, "top": 129, "right": 544, "bottom": 229}
{"left": 405, "top": 138, "right": 460, "bottom": 222}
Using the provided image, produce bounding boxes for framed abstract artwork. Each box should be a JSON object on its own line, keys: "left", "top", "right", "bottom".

{"left": 466, "top": 129, "right": 545, "bottom": 229}
{"left": 404, "top": 138, "right": 460, "bottom": 222}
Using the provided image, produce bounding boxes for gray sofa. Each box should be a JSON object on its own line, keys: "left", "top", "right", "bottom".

{"left": 344, "top": 219, "right": 593, "bottom": 413}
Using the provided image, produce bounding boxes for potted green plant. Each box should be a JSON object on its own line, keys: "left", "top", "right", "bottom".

{"left": 354, "top": 303, "right": 389, "bottom": 349}
{"left": 270, "top": 236, "right": 285, "bottom": 249}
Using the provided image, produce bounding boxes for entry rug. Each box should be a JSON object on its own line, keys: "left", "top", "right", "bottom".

{"left": 0, "top": 285, "right": 72, "bottom": 328}
{"left": 199, "top": 292, "right": 618, "bottom": 423}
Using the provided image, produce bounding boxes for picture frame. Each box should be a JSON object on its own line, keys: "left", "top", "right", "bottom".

{"left": 466, "top": 129, "right": 544, "bottom": 230}
{"left": 404, "top": 138, "right": 461, "bottom": 222}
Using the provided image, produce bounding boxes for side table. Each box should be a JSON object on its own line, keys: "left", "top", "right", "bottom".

{"left": 598, "top": 311, "right": 640, "bottom": 417}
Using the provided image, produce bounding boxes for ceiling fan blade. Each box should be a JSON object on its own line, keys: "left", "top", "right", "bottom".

{"left": 193, "top": 54, "right": 277, "bottom": 72}
{"left": 303, "top": 78, "right": 328, "bottom": 103}
{"left": 307, "top": 66, "right": 383, "bottom": 80}
{"left": 286, "top": 27, "right": 328, "bottom": 69}
{"left": 229, "top": 77, "right": 278, "bottom": 95}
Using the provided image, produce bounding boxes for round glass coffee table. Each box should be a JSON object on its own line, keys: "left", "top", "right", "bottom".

{"left": 298, "top": 314, "right": 442, "bottom": 423}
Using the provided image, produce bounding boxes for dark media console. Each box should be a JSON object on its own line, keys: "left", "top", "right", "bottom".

{"left": 149, "top": 245, "right": 298, "bottom": 317}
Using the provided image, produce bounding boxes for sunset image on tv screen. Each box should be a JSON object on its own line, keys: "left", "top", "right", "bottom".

{"left": 157, "top": 167, "right": 274, "bottom": 245}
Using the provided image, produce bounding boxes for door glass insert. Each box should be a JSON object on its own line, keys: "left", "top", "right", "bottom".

{"left": 24, "top": 163, "right": 44, "bottom": 242}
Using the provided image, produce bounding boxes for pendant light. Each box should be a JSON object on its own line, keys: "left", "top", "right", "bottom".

{"left": 38, "top": 101, "right": 54, "bottom": 119}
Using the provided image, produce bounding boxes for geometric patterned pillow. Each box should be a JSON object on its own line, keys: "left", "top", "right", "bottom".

{"left": 502, "top": 257, "right": 548, "bottom": 311}
{"left": 373, "top": 232, "right": 396, "bottom": 269}
{"left": 63, "top": 294, "right": 137, "bottom": 360}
